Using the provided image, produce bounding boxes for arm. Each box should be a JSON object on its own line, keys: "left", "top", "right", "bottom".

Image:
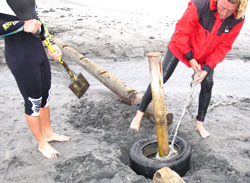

{"left": 171, "top": 1, "right": 199, "bottom": 61}
{"left": 204, "top": 20, "right": 245, "bottom": 72}
{"left": 193, "top": 20, "right": 244, "bottom": 83}
{"left": 35, "top": 8, "right": 61, "bottom": 60}
{"left": 0, "top": 13, "right": 41, "bottom": 37}
{"left": 0, "top": 13, "right": 24, "bottom": 37}
{"left": 36, "top": 11, "right": 54, "bottom": 43}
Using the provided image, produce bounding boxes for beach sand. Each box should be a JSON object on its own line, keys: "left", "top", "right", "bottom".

{"left": 0, "top": 0, "right": 250, "bottom": 182}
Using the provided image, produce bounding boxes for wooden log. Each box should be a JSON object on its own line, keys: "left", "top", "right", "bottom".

{"left": 53, "top": 38, "right": 172, "bottom": 124}
{"left": 53, "top": 38, "right": 136, "bottom": 104}
{"left": 147, "top": 52, "right": 169, "bottom": 157}
{"left": 153, "top": 167, "right": 186, "bottom": 183}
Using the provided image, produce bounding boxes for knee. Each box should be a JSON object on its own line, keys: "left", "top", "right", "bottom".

{"left": 207, "top": 79, "right": 214, "bottom": 89}
{"left": 25, "top": 97, "right": 42, "bottom": 116}
{"left": 41, "top": 89, "right": 51, "bottom": 108}
{"left": 163, "top": 71, "right": 168, "bottom": 83}
{"left": 201, "top": 78, "right": 214, "bottom": 91}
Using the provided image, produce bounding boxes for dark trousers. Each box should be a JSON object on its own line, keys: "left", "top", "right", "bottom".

{"left": 5, "top": 32, "right": 51, "bottom": 116}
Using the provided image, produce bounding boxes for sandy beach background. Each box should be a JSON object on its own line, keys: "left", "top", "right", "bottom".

{"left": 0, "top": 0, "right": 250, "bottom": 182}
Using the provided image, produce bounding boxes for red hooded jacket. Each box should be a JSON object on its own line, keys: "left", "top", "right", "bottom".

{"left": 168, "top": 0, "right": 245, "bottom": 72}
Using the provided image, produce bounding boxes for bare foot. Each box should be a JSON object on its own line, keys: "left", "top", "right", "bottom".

{"left": 195, "top": 121, "right": 210, "bottom": 138}
{"left": 130, "top": 110, "right": 144, "bottom": 131}
{"left": 45, "top": 133, "right": 70, "bottom": 142}
{"left": 38, "top": 142, "right": 61, "bottom": 159}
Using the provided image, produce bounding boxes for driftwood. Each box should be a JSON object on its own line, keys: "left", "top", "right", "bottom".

{"left": 53, "top": 38, "right": 136, "bottom": 104}
{"left": 53, "top": 38, "right": 172, "bottom": 124}
{"left": 153, "top": 167, "right": 186, "bottom": 183}
{"left": 147, "top": 52, "right": 169, "bottom": 156}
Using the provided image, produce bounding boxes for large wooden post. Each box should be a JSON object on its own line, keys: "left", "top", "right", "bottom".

{"left": 147, "top": 52, "right": 169, "bottom": 157}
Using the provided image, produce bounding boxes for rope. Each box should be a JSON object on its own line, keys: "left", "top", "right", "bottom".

{"left": 155, "top": 70, "right": 199, "bottom": 161}
{"left": 209, "top": 100, "right": 236, "bottom": 112}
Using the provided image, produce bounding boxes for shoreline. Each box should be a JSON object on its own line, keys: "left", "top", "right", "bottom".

{"left": 1, "top": 0, "right": 250, "bottom": 63}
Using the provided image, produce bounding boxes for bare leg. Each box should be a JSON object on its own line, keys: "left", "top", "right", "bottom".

{"left": 40, "top": 106, "right": 70, "bottom": 142}
{"left": 130, "top": 110, "right": 144, "bottom": 131}
{"left": 25, "top": 114, "right": 60, "bottom": 159}
{"left": 195, "top": 120, "right": 210, "bottom": 138}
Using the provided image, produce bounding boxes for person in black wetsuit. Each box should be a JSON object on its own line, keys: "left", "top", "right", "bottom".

{"left": 130, "top": 0, "right": 248, "bottom": 138}
{"left": 0, "top": 0, "right": 70, "bottom": 159}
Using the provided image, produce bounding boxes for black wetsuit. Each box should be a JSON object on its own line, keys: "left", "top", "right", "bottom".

{"left": 138, "top": 49, "right": 214, "bottom": 122}
{"left": 0, "top": 2, "right": 51, "bottom": 116}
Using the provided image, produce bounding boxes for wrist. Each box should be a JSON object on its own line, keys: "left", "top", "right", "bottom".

{"left": 202, "top": 64, "right": 211, "bottom": 73}
{"left": 185, "top": 51, "right": 193, "bottom": 61}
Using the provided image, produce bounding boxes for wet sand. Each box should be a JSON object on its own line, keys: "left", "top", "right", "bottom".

{"left": 0, "top": 1, "right": 250, "bottom": 182}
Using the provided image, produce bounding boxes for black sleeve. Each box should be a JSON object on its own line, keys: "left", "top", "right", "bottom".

{"left": 0, "top": 13, "right": 24, "bottom": 37}
{"left": 185, "top": 51, "right": 193, "bottom": 61}
{"left": 202, "top": 63, "right": 212, "bottom": 73}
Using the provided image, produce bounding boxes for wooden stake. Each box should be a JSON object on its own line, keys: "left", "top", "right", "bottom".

{"left": 147, "top": 52, "right": 169, "bottom": 157}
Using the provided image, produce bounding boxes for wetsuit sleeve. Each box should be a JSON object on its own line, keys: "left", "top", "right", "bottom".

{"left": 36, "top": 12, "right": 54, "bottom": 43}
{"left": 205, "top": 20, "right": 244, "bottom": 71}
{"left": 0, "top": 13, "right": 24, "bottom": 37}
{"left": 170, "top": 1, "right": 198, "bottom": 61}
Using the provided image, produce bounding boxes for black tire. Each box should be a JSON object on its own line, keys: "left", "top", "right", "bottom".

{"left": 129, "top": 135, "right": 191, "bottom": 179}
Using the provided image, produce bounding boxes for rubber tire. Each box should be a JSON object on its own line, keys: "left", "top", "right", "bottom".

{"left": 129, "top": 135, "right": 191, "bottom": 179}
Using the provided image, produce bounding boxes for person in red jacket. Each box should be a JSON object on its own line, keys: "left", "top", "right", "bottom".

{"left": 130, "top": 0, "right": 248, "bottom": 138}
